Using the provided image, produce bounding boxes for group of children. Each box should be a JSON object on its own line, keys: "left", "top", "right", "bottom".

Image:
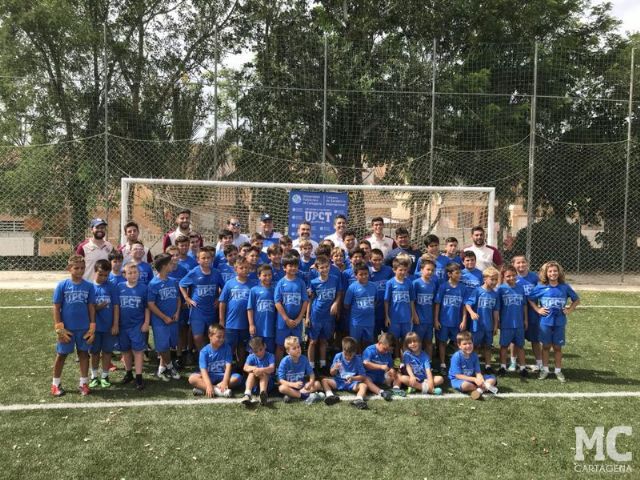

{"left": 51, "top": 230, "right": 580, "bottom": 406}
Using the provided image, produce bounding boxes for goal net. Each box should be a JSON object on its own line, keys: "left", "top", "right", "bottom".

{"left": 120, "top": 178, "right": 495, "bottom": 255}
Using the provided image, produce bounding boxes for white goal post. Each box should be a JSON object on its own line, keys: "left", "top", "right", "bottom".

{"left": 120, "top": 177, "right": 496, "bottom": 254}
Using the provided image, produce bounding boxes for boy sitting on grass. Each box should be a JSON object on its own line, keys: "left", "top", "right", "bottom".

{"left": 448, "top": 331, "right": 498, "bottom": 400}
{"left": 277, "top": 336, "right": 322, "bottom": 404}
{"left": 242, "top": 336, "right": 275, "bottom": 407}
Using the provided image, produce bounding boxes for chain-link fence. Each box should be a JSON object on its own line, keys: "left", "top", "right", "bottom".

{"left": 0, "top": 32, "right": 638, "bottom": 280}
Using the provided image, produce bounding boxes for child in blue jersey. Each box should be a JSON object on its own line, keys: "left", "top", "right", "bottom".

{"left": 117, "top": 262, "right": 150, "bottom": 390}
{"left": 189, "top": 324, "right": 242, "bottom": 397}
{"left": 528, "top": 261, "right": 580, "bottom": 382}
{"left": 219, "top": 258, "right": 253, "bottom": 365}
{"left": 341, "top": 248, "right": 365, "bottom": 287}
{"left": 51, "top": 255, "right": 97, "bottom": 397}
{"left": 413, "top": 256, "right": 438, "bottom": 359}
{"left": 513, "top": 254, "right": 542, "bottom": 371}
{"left": 344, "top": 262, "right": 377, "bottom": 350}
{"left": 306, "top": 255, "right": 340, "bottom": 372}
{"left": 128, "top": 241, "right": 154, "bottom": 285}
{"left": 461, "top": 251, "right": 483, "bottom": 289}
{"left": 212, "top": 229, "right": 233, "bottom": 268}
{"left": 267, "top": 244, "right": 285, "bottom": 284}
{"left": 369, "top": 249, "right": 394, "bottom": 337}
{"left": 241, "top": 337, "right": 276, "bottom": 407}
{"left": 245, "top": 246, "right": 261, "bottom": 285}
{"left": 179, "top": 249, "right": 222, "bottom": 351}
{"left": 434, "top": 262, "right": 466, "bottom": 371}
{"left": 277, "top": 336, "right": 322, "bottom": 403}
{"left": 497, "top": 266, "right": 528, "bottom": 377}
{"left": 397, "top": 332, "right": 444, "bottom": 395}
{"left": 175, "top": 235, "right": 198, "bottom": 272}
{"left": 274, "top": 255, "right": 309, "bottom": 363}
{"left": 322, "top": 337, "right": 392, "bottom": 409}
{"left": 297, "top": 239, "right": 315, "bottom": 285}
{"left": 449, "top": 331, "right": 498, "bottom": 399}
{"left": 89, "top": 260, "right": 118, "bottom": 389}
{"left": 331, "top": 246, "right": 347, "bottom": 273}
{"left": 147, "top": 254, "right": 181, "bottom": 382}
{"left": 362, "top": 332, "right": 398, "bottom": 392}
{"left": 384, "top": 257, "right": 418, "bottom": 361}
{"left": 463, "top": 266, "right": 500, "bottom": 373}
{"left": 251, "top": 233, "right": 270, "bottom": 265}
{"left": 165, "top": 245, "right": 190, "bottom": 368}
{"left": 218, "top": 244, "right": 239, "bottom": 285}
{"left": 248, "top": 265, "right": 276, "bottom": 353}
{"left": 108, "top": 250, "right": 126, "bottom": 287}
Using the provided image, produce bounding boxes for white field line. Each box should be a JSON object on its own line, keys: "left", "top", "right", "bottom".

{"left": 2, "top": 305, "right": 640, "bottom": 310}
{"left": 1, "top": 391, "right": 640, "bottom": 412}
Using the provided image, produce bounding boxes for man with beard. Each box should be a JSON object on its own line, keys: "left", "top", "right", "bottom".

{"left": 258, "top": 213, "right": 282, "bottom": 250}
{"left": 118, "top": 221, "right": 152, "bottom": 263}
{"left": 162, "top": 209, "right": 202, "bottom": 251}
{"left": 383, "top": 227, "right": 422, "bottom": 275}
{"left": 292, "top": 221, "right": 319, "bottom": 254}
{"left": 75, "top": 218, "right": 114, "bottom": 281}
{"left": 324, "top": 214, "right": 353, "bottom": 252}
{"left": 463, "top": 226, "right": 503, "bottom": 272}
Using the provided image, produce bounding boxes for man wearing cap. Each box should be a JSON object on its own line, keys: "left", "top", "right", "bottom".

{"left": 162, "top": 209, "right": 202, "bottom": 251}
{"left": 75, "top": 218, "right": 114, "bottom": 280}
{"left": 258, "top": 213, "right": 282, "bottom": 250}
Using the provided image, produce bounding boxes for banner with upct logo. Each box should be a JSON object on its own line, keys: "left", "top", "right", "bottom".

{"left": 288, "top": 190, "right": 349, "bottom": 242}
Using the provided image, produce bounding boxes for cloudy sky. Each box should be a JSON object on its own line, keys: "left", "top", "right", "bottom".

{"left": 607, "top": 0, "right": 640, "bottom": 35}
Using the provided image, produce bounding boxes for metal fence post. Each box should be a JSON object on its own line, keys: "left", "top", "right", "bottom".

{"left": 103, "top": 20, "right": 109, "bottom": 233}
{"left": 526, "top": 42, "right": 538, "bottom": 261}
{"left": 212, "top": 26, "right": 219, "bottom": 178}
{"left": 322, "top": 34, "right": 328, "bottom": 183}
{"left": 621, "top": 47, "right": 635, "bottom": 283}
{"left": 429, "top": 38, "right": 436, "bottom": 187}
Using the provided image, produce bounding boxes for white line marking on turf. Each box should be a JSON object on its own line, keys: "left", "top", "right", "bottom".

{"left": 3, "top": 305, "right": 640, "bottom": 310}
{"left": 1, "top": 391, "right": 639, "bottom": 412}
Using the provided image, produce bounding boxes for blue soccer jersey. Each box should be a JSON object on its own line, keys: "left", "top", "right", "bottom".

{"left": 384, "top": 277, "right": 415, "bottom": 325}
{"left": 309, "top": 264, "right": 344, "bottom": 291}
{"left": 448, "top": 350, "right": 481, "bottom": 381}
{"left": 298, "top": 257, "right": 315, "bottom": 285}
{"left": 218, "top": 263, "right": 237, "bottom": 285}
{"left": 528, "top": 283, "right": 579, "bottom": 327}
{"left": 219, "top": 278, "right": 252, "bottom": 330}
{"left": 402, "top": 350, "right": 432, "bottom": 381}
{"left": 517, "top": 272, "right": 540, "bottom": 322}
{"left": 199, "top": 343, "right": 233, "bottom": 376}
{"left": 245, "top": 351, "right": 275, "bottom": 369}
{"left": 117, "top": 282, "right": 148, "bottom": 328}
{"left": 344, "top": 281, "right": 376, "bottom": 327}
{"left": 362, "top": 344, "right": 393, "bottom": 384}
{"left": 309, "top": 275, "right": 340, "bottom": 323}
{"left": 413, "top": 277, "right": 437, "bottom": 325}
{"left": 147, "top": 276, "right": 180, "bottom": 324}
{"left": 247, "top": 285, "right": 276, "bottom": 338}
{"left": 93, "top": 281, "right": 118, "bottom": 333}
{"left": 341, "top": 268, "right": 358, "bottom": 289}
{"left": 134, "top": 262, "right": 154, "bottom": 285}
{"left": 274, "top": 276, "right": 308, "bottom": 329}
{"left": 277, "top": 354, "right": 313, "bottom": 383}
{"left": 108, "top": 272, "right": 126, "bottom": 287}
{"left": 168, "top": 264, "right": 188, "bottom": 282}
{"left": 434, "top": 281, "right": 466, "bottom": 328}
{"left": 369, "top": 265, "right": 394, "bottom": 320}
{"left": 179, "top": 266, "right": 222, "bottom": 320}
{"left": 271, "top": 265, "right": 285, "bottom": 284}
{"left": 332, "top": 352, "right": 366, "bottom": 379}
{"left": 179, "top": 255, "right": 198, "bottom": 272}
{"left": 461, "top": 268, "right": 483, "bottom": 289}
{"left": 53, "top": 279, "right": 96, "bottom": 331}
{"left": 465, "top": 286, "right": 499, "bottom": 333}
{"left": 497, "top": 283, "right": 527, "bottom": 329}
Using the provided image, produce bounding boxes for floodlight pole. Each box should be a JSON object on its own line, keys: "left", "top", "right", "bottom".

{"left": 212, "top": 26, "right": 219, "bottom": 178}
{"left": 103, "top": 19, "right": 110, "bottom": 234}
{"left": 525, "top": 42, "right": 538, "bottom": 261}
{"left": 322, "top": 34, "right": 328, "bottom": 183}
{"left": 621, "top": 47, "right": 635, "bottom": 283}
{"left": 429, "top": 38, "right": 436, "bottom": 187}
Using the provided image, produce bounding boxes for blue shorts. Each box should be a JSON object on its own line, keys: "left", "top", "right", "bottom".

{"left": 179, "top": 308, "right": 190, "bottom": 327}
{"left": 389, "top": 323, "right": 411, "bottom": 341}
{"left": 539, "top": 324, "right": 565, "bottom": 346}
{"left": 89, "top": 331, "right": 116, "bottom": 354}
{"left": 335, "top": 377, "right": 360, "bottom": 392}
{"left": 189, "top": 314, "right": 213, "bottom": 337}
{"left": 276, "top": 326, "right": 302, "bottom": 347}
{"left": 525, "top": 316, "right": 541, "bottom": 343}
{"left": 374, "top": 312, "right": 386, "bottom": 337}
{"left": 350, "top": 324, "right": 374, "bottom": 344}
{"left": 225, "top": 328, "right": 250, "bottom": 349}
{"left": 437, "top": 325, "right": 459, "bottom": 343}
{"left": 152, "top": 321, "right": 178, "bottom": 353}
{"left": 472, "top": 329, "right": 493, "bottom": 347}
{"left": 209, "top": 372, "right": 243, "bottom": 385}
{"left": 56, "top": 329, "right": 90, "bottom": 355}
{"left": 251, "top": 377, "right": 276, "bottom": 394}
{"left": 308, "top": 319, "right": 335, "bottom": 341}
{"left": 499, "top": 327, "right": 525, "bottom": 348}
{"left": 118, "top": 325, "right": 147, "bottom": 352}
{"left": 451, "top": 374, "right": 496, "bottom": 392}
{"left": 413, "top": 323, "right": 434, "bottom": 342}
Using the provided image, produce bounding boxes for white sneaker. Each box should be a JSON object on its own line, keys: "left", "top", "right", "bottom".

{"left": 421, "top": 380, "right": 430, "bottom": 395}
{"left": 507, "top": 362, "right": 517, "bottom": 372}
{"left": 214, "top": 386, "right": 232, "bottom": 398}
{"left": 484, "top": 383, "right": 499, "bottom": 395}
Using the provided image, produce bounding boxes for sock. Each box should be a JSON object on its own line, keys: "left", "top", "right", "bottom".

{"left": 135, "top": 374, "right": 143, "bottom": 384}
{"left": 356, "top": 394, "right": 364, "bottom": 401}
{"left": 158, "top": 365, "right": 166, "bottom": 374}
{"left": 536, "top": 360, "right": 543, "bottom": 367}
{"left": 244, "top": 389, "right": 251, "bottom": 396}
{"left": 52, "top": 377, "right": 61, "bottom": 387}
{"left": 126, "top": 369, "right": 133, "bottom": 376}
{"left": 543, "top": 366, "right": 550, "bottom": 373}
{"left": 79, "top": 377, "right": 88, "bottom": 386}
{"left": 500, "top": 363, "right": 507, "bottom": 369}
{"left": 90, "top": 368, "right": 98, "bottom": 379}
{"left": 476, "top": 387, "right": 483, "bottom": 394}
{"left": 554, "top": 368, "right": 561, "bottom": 374}
{"left": 319, "top": 360, "right": 326, "bottom": 367}
{"left": 520, "top": 365, "right": 526, "bottom": 371}
{"left": 101, "top": 371, "right": 109, "bottom": 379}
{"left": 325, "top": 389, "right": 334, "bottom": 397}
{"left": 440, "top": 363, "right": 446, "bottom": 369}
{"left": 510, "top": 357, "right": 516, "bottom": 364}
{"left": 166, "top": 361, "right": 173, "bottom": 370}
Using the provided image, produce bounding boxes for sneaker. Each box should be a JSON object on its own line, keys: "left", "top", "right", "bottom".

{"left": 305, "top": 392, "right": 324, "bottom": 405}
{"left": 259, "top": 391, "right": 269, "bottom": 406}
{"left": 157, "top": 370, "right": 170, "bottom": 382}
{"left": 421, "top": 380, "right": 431, "bottom": 395}
{"left": 498, "top": 366, "right": 507, "bottom": 376}
{"left": 485, "top": 383, "right": 499, "bottom": 395}
{"left": 174, "top": 358, "right": 184, "bottom": 370}
{"left": 381, "top": 390, "right": 393, "bottom": 401}
{"left": 324, "top": 394, "right": 341, "bottom": 406}
{"left": 470, "top": 389, "right": 483, "bottom": 400}
{"left": 484, "top": 365, "right": 494, "bottom": 374}
{"left": 121, "top": 371, "right": 134, "bottom": 384}
{"left": 192, "top": 388, "right": 204, "bottom": 396}
{"left": 391, "top": 387, "right": 406, "bottom": 397}
{"left": 439, "top": 363, "right": 447, "bottom": 372}
{"left": 507, "top": 362, "right": 517, "bottom": 372}
{"left": 78, "top": 384, "right": 91, "bottom": 396}
{"left": 539, "top": 369, "right": 549, "bottom": 380}
{"left": 99, "top": 377, "right": 112, "bottom": 388}
{"left": 530, "top": 364, "right": 541, "bottom": 372}
{"left": 282, "top": 395, "right": 292, "bottom": 404}
{"left": 433, "top": 387, "right": 443, "bottom": 396}
{"left": 168, "top": 367, "right": 180, "bottom": 380}
{"left": 351, "top": 398, "right": 368, "bottom": 410}
{"left": 135, "top": 380, "right": 145, "bottom": 391}
{"left": 89, "top": 378, "right": 100, "bottom": 389}
{"left": 241, "top": 394, "right": 253, "bottom": 406}
{"left": 50, "top": 384, "right": 65, "bottom": 397}
{"left": 556, "top": 371, "right": 566, "bottom": 383}
{"left": 108, "top": 362, "right": 118, "bottom": 372}
{"left": 519, "top": 368, "right": 528, "bottom": 378}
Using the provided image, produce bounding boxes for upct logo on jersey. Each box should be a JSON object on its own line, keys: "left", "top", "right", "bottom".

{"left": 282, "top": 292, "right": 301, "bottom": 306}
{"left": 95, "top": 295, "right": 111, "bottom": 306}
{"left": 64, "top": 290, "right": 89, "bottom": 304}
{"left": 207, "top": 359, "right": 227, "bottom": 374}
{"left": 120, "top": 295, "right": 143, "bottom": 308}
{"left": 230, "top": 288, "right": 249, "bottom": 301}
{"left": 502, "top": 294, "right": 524, "bottom": 306}
{"left": 221, "top": 271, "right": 235, "bottom": 282}
{"left": 317, "top": 288, "right": 336, "bottom": 301}
{"left": 291, "top": 194, "right": 302, "bottom": 204}
{"left": 355, "top": 296, "right": 375, "bottom": 309}
{"left": 195, "top": 285, "right": 217, "bottom": 297}
{"left": 442, "top": 295, "right": 462, "bottom": 307}
{"left": 286, "top": 372, "right": 305, "bottom": 382}
{"left": 542, "top": 297, "right": 567, "bottom": 309}
{"left": 157, "top": 287, "right": 177, "bottom": 301}
{"left": 392, "top": 291, "right": 411, "bottom": 303}
{"left": 417, "top": 293, "right": 433, "bottom": 305}
{"left": 478, "top": 296, "right": 496, "bottom": 309}
{"left": 521, "top": 282, "right": 534, "bottom": 295}
{"left": 257, "top": 299, "right": 274, "bottom": 312}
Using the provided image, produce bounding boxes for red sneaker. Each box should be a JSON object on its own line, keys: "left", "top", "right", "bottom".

{"left": 108, "top": 362, "right": 118, "bottom": 372}
{"left": 50, "top": 385, "right": 65, "bottom": 397}
{"left": 78, "top": 384, "right": 91, "bottom": 396}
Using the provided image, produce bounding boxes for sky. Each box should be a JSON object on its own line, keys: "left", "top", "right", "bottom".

{"left": 606, "top": 0, "right": 640, "bottom": 35}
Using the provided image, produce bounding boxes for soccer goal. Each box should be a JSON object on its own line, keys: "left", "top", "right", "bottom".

{"left": 120, "top": 178, "right": 495, "bottom": 254}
